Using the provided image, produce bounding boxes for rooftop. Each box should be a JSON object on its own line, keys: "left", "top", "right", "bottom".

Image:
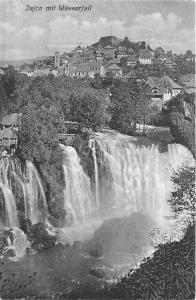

{"left": 123, "top": 71, "right": 137, "bottom": 79}
{"left": 139, "top": 50, "right": 152, "bottom": 59}
{"left": 107, "top": 64, "right": 122, "bottom": 70}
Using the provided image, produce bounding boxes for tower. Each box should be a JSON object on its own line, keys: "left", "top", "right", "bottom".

{"left": 55, "top": 51, "right": 60, "bottom": 68}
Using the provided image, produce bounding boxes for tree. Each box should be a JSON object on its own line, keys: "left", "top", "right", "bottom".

{"left": 18, "top": 104, "right": 63, "bottom": 163}
{"left": 109, "top": 80, "right": 151, "bottom": 134}
{"left": 68, "top": 88, "right": 108, "bottom": 131}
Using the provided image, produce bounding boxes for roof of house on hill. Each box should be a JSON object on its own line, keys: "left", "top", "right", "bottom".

{"left": 163, "top": 76, "right": 182, "bottom": 89}
{"left": 107, "top": 64, "right": 122, "bottom": 70}
{"left": 108, "top": 58, "right": 121, "bottom": 65}
{"left": 139, "top": 50, "right": 152, "bottom": 59}
{"left": 123, "top": 71, "right": 137, "bottom": 79}
{"left": 150, "top": 86, "right": 168, "bottom": 95}
{"left": 70, "top": 62, "right": 103, "bottom": 72}
{"left": 148, "top": 76, "right": 182, "bottom": 91}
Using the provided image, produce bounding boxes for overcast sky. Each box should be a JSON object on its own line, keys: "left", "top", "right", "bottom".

{"left": 0, "top": 0, "right": 195, "bottom": 60}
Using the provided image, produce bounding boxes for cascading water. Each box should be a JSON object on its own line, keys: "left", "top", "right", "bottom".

{"left": 0, "top": 158, "right": 48, "bottom": 226}
{"left": 92, "top": 132, "right": 194, "bottom": 222}
{"left": 0, "top": 159, "right": 18, "bottom": 227}
{"left": 60, "top": 144, "right": 93, "bottom": 225}
{"left": 89, "top": 139, "right": 100, "bottom": 206}
{"left": 60, "top": 132, "right": 194, "bottom": 238}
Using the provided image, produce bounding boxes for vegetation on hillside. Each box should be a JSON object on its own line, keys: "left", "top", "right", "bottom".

{"left": 109, "top": 79, "right": 151, "bottom": 134}
{"left": 166, "top": 92, "right": 195, "bottom": 156}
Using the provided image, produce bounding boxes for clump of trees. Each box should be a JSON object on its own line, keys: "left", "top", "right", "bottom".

{"left": 165, "top": 92, "right": 195, "bottom": 156}
{"left": 109, "top": 79, "right": 151, "bottom": 135}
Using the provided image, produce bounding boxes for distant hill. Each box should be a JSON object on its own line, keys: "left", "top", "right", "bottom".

{"left": 91, "top": 35, "right": 153, "bottom": 53}
{"left": 92, "top": 36, "right": 123, "bottom": 48}
{"left": 0, "top": 56, "right": 49, "bottom": 67}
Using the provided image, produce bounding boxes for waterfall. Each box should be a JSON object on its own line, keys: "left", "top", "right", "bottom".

{"left": 60, "top": 132, "right": 193, "bottom": 235}
{"left": 92, "top": 132, "right": 194, "bottom": 222}
{"left": 0, "top": 158, "right": 48, "bottom": 226}
{"left": 89, "top": 139, "right": 100, "bottom": 206}
{"left": 60, "top": 144, "right": 93, "bottom": 225}
{"left": 0, "top": 159, "right": 18, "bottom": 227}
{"left": 22, "top": 161, "right": 48, "bottom": 224}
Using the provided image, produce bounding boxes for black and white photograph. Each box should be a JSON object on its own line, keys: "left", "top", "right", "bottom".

{"left": 0, "top": 0, "right": 195, "bottom": 299}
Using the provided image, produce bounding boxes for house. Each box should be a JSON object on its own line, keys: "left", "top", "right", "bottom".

{"left": 185, "top": 54, "right": 195, "bottom": 63}
{"left": 159, "top": 53, "right": 168, "bottom": 63}
{"left": 72, "top": 46, "right": 83, "bottom": 55}
{"left": 155, "top": 47, "right": 165, "bottom": 56}
{"left": 69, "top": 62, "right": 105, "bottom": 78}
{"left": 116, "top": 48, "right": 128, "bottom": 59}
{"left": 108, "top": 57, "right": 121, "bottom": 66}
{"left": 0, "top": 113, "right": 22, "bottom": 153}
{"left": 55, "top": 51, "right": 60, "bottom": 67}
{"left": 106, "top": 64, "right": 122, "bottom": 78}
{"left": 103, "top": 45, "right": 114, "bottom": 59}
{"left": 148, "top": 75, "right": 183, "bottom": 104}
{"left": 179, "top": 74, "right": 195, "bottom": 93}
{"left": 126, "top": 55, "right": 137, "bottom": 67}
{"left": 165, "top": 57, "right": 175, "bottom": 68}
{"left": 138, "top": 50, "right": 152, "bottom": 65}
{"left": 20, "top": 66, "right": 34, "bottom": 77}
{"left": 33, "top": 68, "right": 51, "bottom": 77}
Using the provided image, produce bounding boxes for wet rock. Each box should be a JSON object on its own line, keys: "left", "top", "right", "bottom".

{"left": 0, "top": 231, "right": 9, "bottom": 252}
{"left": 30, "top": 222, "right": 57, "bottom": 250}
{"left": 4, "top": 248, "right": 16, "bottom": 258}
{"left": 18, "top": 212, "right": 57, "bottom": 251}
{"left": 17, "top": 211, "right": 32, "bottom": 235}
{"left": 89, "top": 267, "right": 105, "bottom": 279}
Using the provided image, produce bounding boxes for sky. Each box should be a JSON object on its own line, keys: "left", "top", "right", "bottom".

{"left": 0, "top": 0, "right": 195, "bottom": 60}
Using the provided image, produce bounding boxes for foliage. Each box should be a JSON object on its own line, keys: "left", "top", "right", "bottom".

{"left": 166, "top": 92, "right": 195, "bottom": 156}
{"left": 100, "top": 224, "right": 195, "bottom": 300}
{"left": 169, "top": 165, "right": 195, "bottom": 219}
{"left": 18, "top": 104, "right": 63, "bottom": 163}
{"left": 69, "top": 88, "right": 108, "bottom": 131}
{"left": 109, "top": 79, "right": 151, "bottom": 134}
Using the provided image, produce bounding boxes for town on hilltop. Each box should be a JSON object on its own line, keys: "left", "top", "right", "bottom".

{"left": 0, "top": 35, "right": 195, "bottom": 154}
{"left": 2, "top": 35, "right": 194, "bottom": 96}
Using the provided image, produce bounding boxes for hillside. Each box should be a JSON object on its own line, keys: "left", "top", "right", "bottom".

{"left": 92, "top": 36, "right": 122, "bottom": 48}
{"left": 91, "top": 35, "right": 153, "bottom": 53}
